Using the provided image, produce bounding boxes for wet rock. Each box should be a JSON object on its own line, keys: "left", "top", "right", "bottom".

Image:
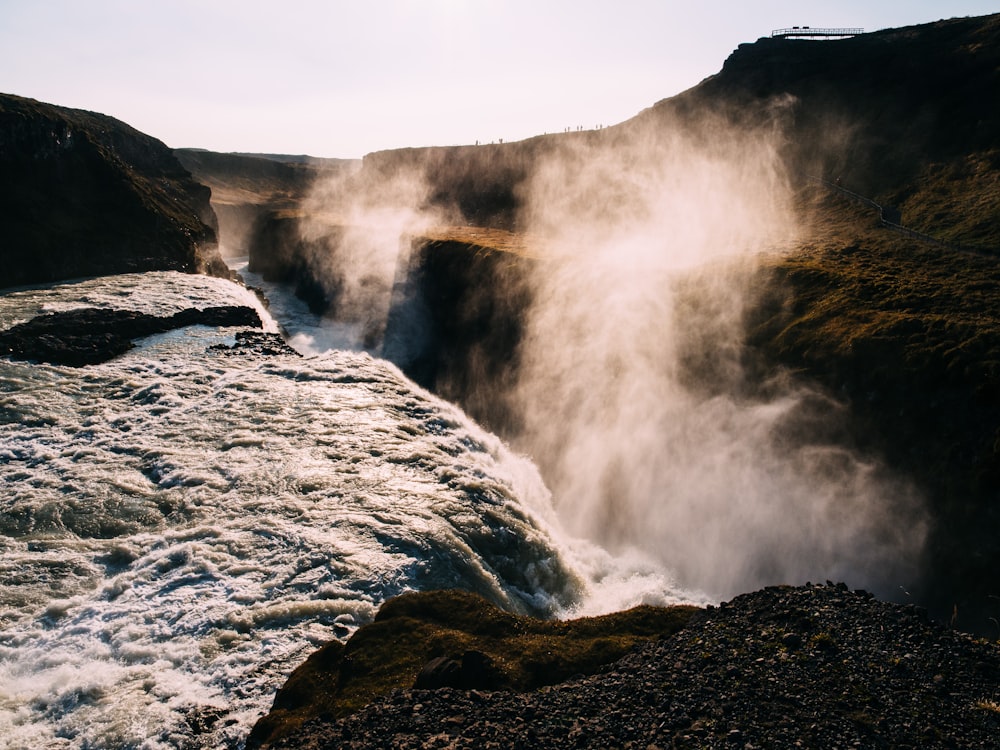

{"left": 210, "top": 331, "right": 300, "bottom": 357}
{"left": 0, "top": 305, "right": 261, "bottom": 366}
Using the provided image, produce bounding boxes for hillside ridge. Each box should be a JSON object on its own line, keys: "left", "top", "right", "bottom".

{"left": 0, "top": 93, "right": 226, "bottom": 287}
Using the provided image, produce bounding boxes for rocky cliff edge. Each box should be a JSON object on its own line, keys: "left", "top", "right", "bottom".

{"left": 0, "top": 93, "right": 227, "bottom": 288}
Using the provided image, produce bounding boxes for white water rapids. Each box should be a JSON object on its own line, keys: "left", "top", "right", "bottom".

{"left": 0, "top": 269, "right": 686, "bottom": 749}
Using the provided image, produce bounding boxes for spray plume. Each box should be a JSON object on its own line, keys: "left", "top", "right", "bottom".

{"left": 294, "top": 161, "right": 456, "bottom": 350}
{"left": 299, "top": 111, "right": 927, "bottom": 605}
{"left": 510, "top": 114, "right": 926, "bottom": 602}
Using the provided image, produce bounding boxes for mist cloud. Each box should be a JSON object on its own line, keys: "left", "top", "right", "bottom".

{"left": 298, "top": 111, "right": 927, "bottom": 606}
{"left": 509, "top": 116, "right": 927, "bottom": 601}
{"left": 295, "top": 161, "right": 454, "bottom": 350}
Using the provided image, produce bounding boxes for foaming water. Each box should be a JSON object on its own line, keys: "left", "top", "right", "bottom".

{"left": 0, "top": 271, "right": 690, "bottom": 749}
{"left": 228, "top": 257, "right": 365, "bottom": 356}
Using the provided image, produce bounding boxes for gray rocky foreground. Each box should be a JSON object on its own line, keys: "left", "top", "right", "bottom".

{"left": 267, "top": 583, "right": 1000, "bottom": 749}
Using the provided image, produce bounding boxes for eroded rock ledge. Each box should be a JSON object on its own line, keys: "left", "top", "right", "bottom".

{"left": 0, "top": 305, "right": 262, "bottom": 366}
{"left": 250, "top": 585, "right": 1000, "bottom": 749}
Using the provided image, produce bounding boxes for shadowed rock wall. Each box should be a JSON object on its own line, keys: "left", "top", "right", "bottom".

{"left": 383, "top": 238, "right": 534, "bottom": 435}
{"left": 0, "top": 93, "right": 225, "bottom": 288}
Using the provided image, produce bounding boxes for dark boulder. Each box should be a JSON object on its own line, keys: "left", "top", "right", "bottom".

{"left": 413, "top": 650, "right": 504, "bottom": 691}
{"left": 413, "top": 656, "right": 462, "bottom": 689}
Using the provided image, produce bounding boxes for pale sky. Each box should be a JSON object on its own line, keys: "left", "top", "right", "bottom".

{"left": 1, "top": 1, "right": 996, "bottom": 158}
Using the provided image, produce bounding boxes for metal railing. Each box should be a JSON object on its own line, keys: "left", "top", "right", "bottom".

{"left": 771, "top": 27, "right": 864, "bottom": 38}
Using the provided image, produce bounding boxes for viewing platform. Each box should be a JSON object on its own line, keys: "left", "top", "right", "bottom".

{"left": 771, "top": 26, "right": 864, "bottom": 39}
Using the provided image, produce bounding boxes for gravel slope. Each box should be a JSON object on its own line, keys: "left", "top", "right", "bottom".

{"left": 267, "top": 583, "right": 1000, "bottom": 749}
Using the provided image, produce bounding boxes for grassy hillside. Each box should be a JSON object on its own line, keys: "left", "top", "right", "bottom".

{"left": 746, "top": 184, "right": 1000, "bottom": 629}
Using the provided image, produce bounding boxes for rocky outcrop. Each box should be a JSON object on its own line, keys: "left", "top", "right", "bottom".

{"left": 210, "top": 330, "right": 301, "bottom": 358}
{"left": 246, "top": 589, "right": 697, "bottom": 748}
{"left": 0, "top": 305, "right": 261, "bottom": 366}
{"left": 0, "top": 93, "right": 226, "bottom": 288}
{"left": 383, "top": 233, "right": 534, "bottom": 435}
{"left": 251, "top": 584, "right": 1000, "bottom": 749}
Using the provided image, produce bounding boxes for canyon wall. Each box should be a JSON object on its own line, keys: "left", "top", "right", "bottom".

{"left": 0, "top": 93, "right": 225, "bottom": 288}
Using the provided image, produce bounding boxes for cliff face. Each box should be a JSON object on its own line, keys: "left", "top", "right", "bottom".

{"left": 175, "top": 149, "right": 358, "bottom": 257}
{"left": 246, "top": 213, "right": 336, "bottom": 315}
{"left": 0, "top": 93, "right": 226, "bottom": 288}
{"left": 640, "top": 13, "right": 1000, "bottom": 248}
{"left": 383, "top": 233, "right": 534, "bottom": 435}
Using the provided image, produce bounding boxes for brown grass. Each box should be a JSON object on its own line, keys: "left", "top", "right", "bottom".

{"left": 247, "top": 589, "right": 697, "bottom": 747}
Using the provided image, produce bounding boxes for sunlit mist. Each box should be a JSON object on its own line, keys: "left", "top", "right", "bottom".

{"left": 510, "top": 114, "right": 927, "bottom": 600}
{"left": 292, "top": 107, "right": 928, "bottom": 607}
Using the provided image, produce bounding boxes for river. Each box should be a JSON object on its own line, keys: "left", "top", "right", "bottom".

{"left": 0, "top": 268, "right": 684, "bottom": 749}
